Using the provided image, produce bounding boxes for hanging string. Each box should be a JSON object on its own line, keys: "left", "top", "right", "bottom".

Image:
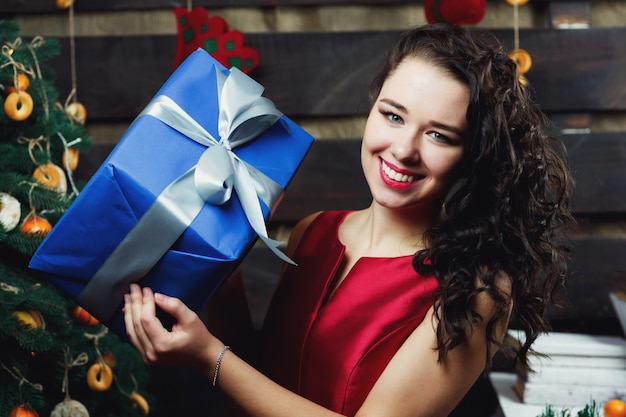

{"left": 513, "top": 2, "right": 520, "bottom": 51}
{"left": 21, "top": 181, "right": 40, "bottom": 222}
{"left": 59, "top": 346, "right": 89, "bottom": 400}
{"left": 26, "top": 36, "right": 50, "bottom": 119}
{"left": 0, "top": 282, "right": 21, "bottom": 293}
{"left": 56, "top": 132, "right": 82, "bottom": 198}
{"left": 0, "top": 40, "right": 36, "bottom": 78}
{"left": 84, "top": 327, "right": 109, "bottom": 363}
{"left": 187, "top": 0, "right": 193, "bottom": 11}
{"left": 1, "top": 362, "right": 44, "bottom": 405}
{"left": 68, "top": 2, "right": 78, "bottom": 104}
{"left": 17, "top": 135, "right": 50, "bottom": 167}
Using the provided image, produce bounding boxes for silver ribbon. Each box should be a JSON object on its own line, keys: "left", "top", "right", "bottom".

{"left": 78, "top": 65, "right": 294, "bottom": 322}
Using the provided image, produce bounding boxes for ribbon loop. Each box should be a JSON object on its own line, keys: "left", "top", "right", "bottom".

{"left": 218, "top": 67, "right": 283, "bottom": 146}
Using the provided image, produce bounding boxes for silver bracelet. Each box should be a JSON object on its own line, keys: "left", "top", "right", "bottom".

{"left": 212, "top": 345, "right": 231, "bottom": 387}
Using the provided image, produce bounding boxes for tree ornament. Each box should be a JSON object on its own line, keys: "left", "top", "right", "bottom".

{"left": 173, "top": 7, "right": 259, "bottom": 73}
{"left": 53, "top": 348, "right": 91, "bottom": 416}
{"left": 86, "top": 360, "right": 113, "bottom": 391}
{"left": 50, "top": 399, "right": 89, "bottom": 417}
{"left": 424, "top": 0, "right": 487, "bottom": 26}
{"left": 12, "top": 309, "right": 45, "bottom": 329}
{"left": 65, "top": 102, "right": 87, "bottom": 124}
{"left": 6, "top": 73, "right": 30, "bottom": 94}
{"left": 71, "top": 305, "right": 99, "bottom": 326}
{"left": 129, "top": 392, "right": 150, "bottom": 415}
{"left": 32, "top": 162, "right": 68, "bottom": 194}
{"left": 0, "top": 192, "right": 21, "bottom": 232}
{"left": 62, "top": 147, "right": 80, "bottom": 172}
{"left": 20, "top": 214, "right": 52, "bottom": 236}
{"left": 85, "top": 328, "right": 114, "bottom": 391}
{"left": 508, "top": 49, "right": 532, "bottom": 74}
{"left": 56, "top": 0, "right": 76, "bottom": 10}
{"left": 4, "top": 91, "right": 34, "bottom": 121}
{"left": 9, "top": 405, "right": 39, "bottom": 417}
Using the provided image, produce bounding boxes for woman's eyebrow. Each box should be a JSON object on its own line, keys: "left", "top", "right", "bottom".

{"left": 430, "top": 121, "right": 466, "bottom": 136}
{"left": 379, "top": 98, "right": 407, "bottom": 113}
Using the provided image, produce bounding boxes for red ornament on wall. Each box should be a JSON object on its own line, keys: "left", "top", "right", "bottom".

{"left": 173, "top": 7, "right": 259, "bottom": 73}
{"left": 424, "top": 0, "right": 487, "bottom": 26}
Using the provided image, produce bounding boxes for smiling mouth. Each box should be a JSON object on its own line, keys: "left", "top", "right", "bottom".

{"left": 381, "top": 159, "right": 419, "bottom": 183}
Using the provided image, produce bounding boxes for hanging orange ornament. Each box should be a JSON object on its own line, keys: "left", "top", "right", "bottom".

{"left": 6, "top": 73, "right": 31, "bottom": 94}
{"left": 32, "top": 162, "right": 68, "bottom": 194}
{"left": 10, "top": 405, "right": 39, "bottom": 417}
{"left": 56, "top": 0, "right": 75, "bottom": 10}
{"left": 65, "top": 101, "right": 87, "bottom": 124}
{"left": 86, "top": 360, "right": 114, "bottom": 391}
{"left": 20, "top": 214, "right": 52, "bottom": 236}
{"left": 71, "top": 305, "right": 99, "bottom": 326}
{"left": 130, "top": 392, "right": 150, "bottom": 415}
{"left": 508, "top": 49, "right": 532, "bottom": 74}
{"left": 4, "top": 91, "right": 34, "bottom": 121}
{"left": 62, "top": 147, "right": 80, "bottom": 172}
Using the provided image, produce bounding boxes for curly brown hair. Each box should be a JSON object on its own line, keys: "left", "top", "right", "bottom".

{"left": 369, "top": 24, "right": 575, "bottom": 370}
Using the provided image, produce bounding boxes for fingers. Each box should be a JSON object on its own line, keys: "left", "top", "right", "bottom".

{"left": 153, "top": 291, "right": 195, "bottom": 327}
{"left": 124, "top": 284, "right": 159, "bottom": 362}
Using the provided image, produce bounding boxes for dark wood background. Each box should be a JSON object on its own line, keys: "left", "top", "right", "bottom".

{"left": 3, "top": 0, "right": 625, "bottom": 333}
{"left": 3, "top": 0, "right": 621, "bottom": 12}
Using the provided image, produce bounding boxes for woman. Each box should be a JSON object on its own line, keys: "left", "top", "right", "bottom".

{"left": 124, "top": 24, "right": 573, "bottom": 417}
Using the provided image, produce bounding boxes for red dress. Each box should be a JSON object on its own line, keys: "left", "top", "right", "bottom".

{"left": 261, "top": 210, "right": 440, "bottom": 416}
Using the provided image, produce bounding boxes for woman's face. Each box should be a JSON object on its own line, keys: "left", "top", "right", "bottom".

{"left": 361, "top": 57, "right": 469, "bottom": 216}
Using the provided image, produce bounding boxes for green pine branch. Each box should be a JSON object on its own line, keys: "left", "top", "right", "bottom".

{"left": 1, "top": 19, "right": 152, "bottom": 417}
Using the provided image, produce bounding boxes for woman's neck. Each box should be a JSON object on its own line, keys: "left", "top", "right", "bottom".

{"left": 340, "top": 204, "right": 436, "bottom": 258}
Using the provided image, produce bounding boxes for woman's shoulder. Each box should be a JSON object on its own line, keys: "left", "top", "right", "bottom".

{"left": 285, "top": 210, "right": 352, "bottom": 257}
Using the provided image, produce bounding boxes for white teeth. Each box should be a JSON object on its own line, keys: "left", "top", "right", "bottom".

{"left": 382, "top": 161, "right": 415, "bottom": 183}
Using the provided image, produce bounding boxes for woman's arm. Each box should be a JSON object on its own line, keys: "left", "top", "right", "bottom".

{"left": 124, "top": 270, "right": 511, "bottom": 417}
{"left": 358, "top": 271, "right": 513, "bottom": 417}
{"left": 125, "top": 283, "right": 344, "bottom": 417}
{"left": 205, "top": 268, "right": 257, "bottom": 362}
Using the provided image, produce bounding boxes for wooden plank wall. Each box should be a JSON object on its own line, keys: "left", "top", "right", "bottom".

{"left": 2, "top": 1, "right": 626, "bottom": 335}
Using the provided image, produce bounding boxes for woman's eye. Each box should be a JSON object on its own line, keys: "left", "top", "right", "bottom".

{"left": 383, "top": 112, "right": 403, "bottom": 124}
{"left": 429, "top": 131, "right": 452, "bottom": 144}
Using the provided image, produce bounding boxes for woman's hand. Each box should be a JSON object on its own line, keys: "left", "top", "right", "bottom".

{"left": 124, "top": 283, "right": 221, "bottom": 376}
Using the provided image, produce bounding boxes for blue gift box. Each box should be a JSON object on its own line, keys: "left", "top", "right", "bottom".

{"left": 29, "top": 49, "right": 314, "bottom": 337}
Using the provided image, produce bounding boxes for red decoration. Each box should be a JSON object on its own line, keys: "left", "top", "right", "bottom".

{"left": 10, "top": 405, "right": 39, "bottom": 417}
{"left": 173, "top": 7, "right": 259, "bottom": 74}
{"left": 71, "top": 305, "right": 99, "bottom": 326}
{"left": 424, "top": 0, "right": 487, "bottom": 26}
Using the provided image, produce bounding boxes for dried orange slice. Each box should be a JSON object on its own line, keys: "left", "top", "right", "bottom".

{"left": 508, "top": 49, "right": 532, "bottom": 74}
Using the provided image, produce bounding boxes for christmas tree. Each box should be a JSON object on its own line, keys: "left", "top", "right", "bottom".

{"left": 0, "top": 20, "right": 152, "bottom": 417}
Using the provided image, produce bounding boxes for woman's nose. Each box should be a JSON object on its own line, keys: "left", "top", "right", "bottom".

{"left": 391, "top": 132, "right": 421, "bottom": 163}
